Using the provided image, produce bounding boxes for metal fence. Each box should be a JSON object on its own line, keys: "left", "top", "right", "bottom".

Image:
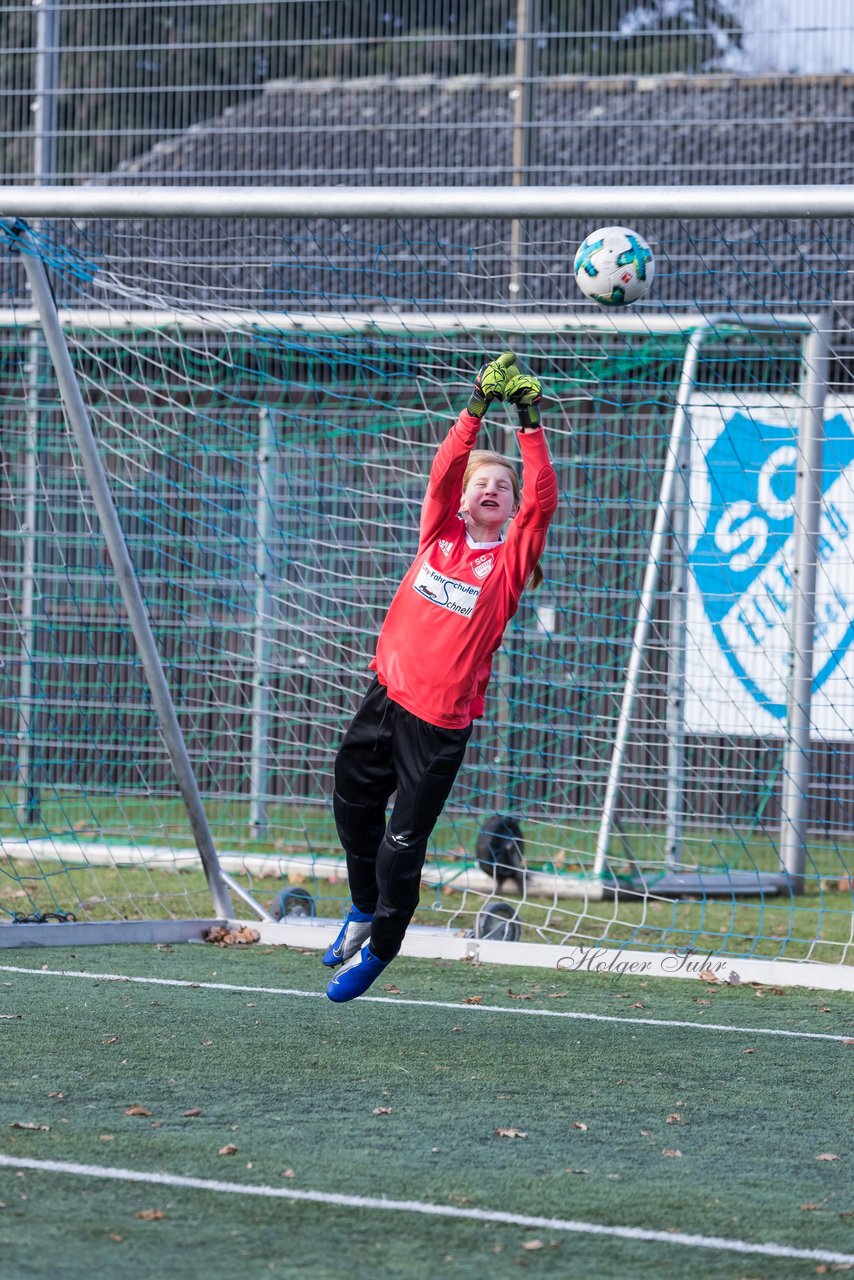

{"left": 2, "top": 1, "right": 854, "bottom": 186}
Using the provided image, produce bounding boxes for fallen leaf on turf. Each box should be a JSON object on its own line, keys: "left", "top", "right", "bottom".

{"left": 109, "top": 1234, "right": 123, "bottom": 1242}
{"left": 815, "top": 1153, "right": 839, "bottom": 1161}
{"left": 699, "top": 969, "right": 721, "bottom": 983}
{"left": 564, "top": 1168, "right": 588, "bottom": 1175}
{"left": 495, "top": 1128, "right": 527, "bottom": 1139}
{"left": 0, "top": 1014, "right": 21, "bottom": 1020}
{"left": 102, "top": 1035, "right": 119, "bottom": 1045}
{"left": 573, "top": 1121, "right": 588, "bottom": 1131}
{"left": 801, "top": 1203, "right": 824, "bottom": 1211}
{"left": 182, "top": 1108, "right": 202, "bottom": 1117}
{"left": 666, "top": 1114, "right": 682, "bottom": 1124}
{"left": 743, "top": 1048, "right": 757, "bottom": 1054}
{"left": 124, "top": 1104, "right": 152, "bottom": 1117}
{"left": 202, "top": 925, "right": 260, "bottom": 948}
{"left": 46, "top": 1092, "right": 65, "bottom": 1099}
{"left": 463, "top": 995, "right": 482, "bottom": 1005}
{"left": 521, "top": 1240, "right": 544, "bottom": 1251}
{"left": 10, "top": 1121, "right": 49, "bottom": 1132}
{"left": 99, "top": 1134, "right": 114, "bottom": 1142}
{"left": 218, "top": 1143, "right": 239, "bottom": 1156}
{"left": 383, "top": 984, "right": 402, "bottom": 994}
{"left": 662, "top": 1149, "right": 682, "bottom": 1157}
{"left": 630, "top": 1002, "right": 645, "bottom": 1009}
{"left": 547, "top": 992, "right": 568, "bottom": 1000}
{"left": 133, "top": 1209, "right": 163, "bottom": 1221}
{"left": 279, "top": 1170, "right": 295, "bottom": 1179}
{"left": 508, "top": 990, "right": 533, "bottom": 1000}
{"left": 372, "top": 1107, "right": 393, "bottom": 1115}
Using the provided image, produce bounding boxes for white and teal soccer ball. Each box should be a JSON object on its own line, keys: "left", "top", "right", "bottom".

{"left": 573, "top": 226, "right": 655, "bottom": 307}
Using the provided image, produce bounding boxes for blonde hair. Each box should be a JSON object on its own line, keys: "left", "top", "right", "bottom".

{"left": 462, "top": 450, "right": 544, "bottom": 590}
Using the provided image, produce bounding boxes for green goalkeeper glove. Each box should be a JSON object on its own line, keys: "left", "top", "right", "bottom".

{"left": 466, "top": 350, "right": 516, "bottom": 418}
{"left": 504, "top": 365, "right": 543, "bottom": 429}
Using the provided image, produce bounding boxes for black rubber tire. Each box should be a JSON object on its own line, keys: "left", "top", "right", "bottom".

{"left": 474, "top": 898, "right": 521, "bottom": 943}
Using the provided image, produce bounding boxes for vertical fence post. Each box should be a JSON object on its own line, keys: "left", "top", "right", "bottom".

{"left": 508, "top": 0, "right": 537, "bottom": 300}
{"left": 664, "top": 400, "right": 691, "bottom": 869}
{"left": 17, "top": 0, "right": 61, "bottom": 823}
{"left": 249, "top": 407, "right": 276, "bottom": 837}
{"left": 779, "top": 316, "right": 829, "bottom": 892}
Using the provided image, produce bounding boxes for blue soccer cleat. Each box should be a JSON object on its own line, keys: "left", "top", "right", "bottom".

{"left": 326, "top": 942, "right": 390, "bottom": 1003}
{"left": 322, "top": 903, "right": 374, "bottom": 968}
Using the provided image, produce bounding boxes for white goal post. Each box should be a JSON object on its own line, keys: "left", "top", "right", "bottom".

{"left": 0, "top": 184, "right": 853, "bottom": 991}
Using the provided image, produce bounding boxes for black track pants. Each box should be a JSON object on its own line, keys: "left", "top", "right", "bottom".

{"left": 333, "top": 678, "right": 472, "bottom": 961}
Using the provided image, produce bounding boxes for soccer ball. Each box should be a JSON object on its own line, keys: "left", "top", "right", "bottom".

{"left": 573, "top": 225, "right": 655, "bottom": 307}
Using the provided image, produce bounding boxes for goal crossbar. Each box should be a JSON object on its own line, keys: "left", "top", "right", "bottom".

{"left": 1, "top": 184, "right": 854, "bottom": 219}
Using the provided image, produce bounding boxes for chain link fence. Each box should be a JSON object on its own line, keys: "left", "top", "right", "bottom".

{"left": 1, "top": 1, "right": 853, "bottom": 185}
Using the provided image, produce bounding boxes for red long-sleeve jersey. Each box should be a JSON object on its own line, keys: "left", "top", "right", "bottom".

{"left": 369, "top": 409, "right": 559, "bottom": 729}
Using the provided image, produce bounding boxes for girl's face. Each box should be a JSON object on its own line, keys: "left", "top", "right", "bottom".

{"left": 460, "top": 463, "right": 518, "bottom": 536}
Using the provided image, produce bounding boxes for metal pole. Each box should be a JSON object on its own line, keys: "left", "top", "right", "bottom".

{"left": 779, "top": 317, "right": 829, "bottom": 892}
{"left": 221, "top": 869, "right": 275, "bottom": 923}
{"left": 17, "top": 0, "right": 61, "bottom": 822}
{"left": 3, "top": 185, "right": 854, "bottom": 221}
{"left": 16, "top": 342, "right": 46, "bottom": 824}
{"left": 249, "top": 407, "right": 275, "bottom": 837}
{"left": 508, "top": 0, "right": 536, "bottom": 300}
{"left": 592, "top": 321, "right": 712, "bottom": 879}
{"left": 14, "top": 225, "right": 234, "bottom": 919}
{"left": 31, "top": 0, "right": 60, "bottom": 183}
{"left": 664, "top": 388, "right": 692, "bottom": 868}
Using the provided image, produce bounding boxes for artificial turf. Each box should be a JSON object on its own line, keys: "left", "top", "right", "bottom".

{"left": 0, "top": 943, "right": 852, "bottom": 1280}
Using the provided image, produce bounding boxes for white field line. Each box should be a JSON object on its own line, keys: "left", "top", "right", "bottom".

{"left": 0, "top": 963, "right": 850, "bottom": 1043}
{"left": 0, "top": 1153, "right": 851, "bottom": 1266}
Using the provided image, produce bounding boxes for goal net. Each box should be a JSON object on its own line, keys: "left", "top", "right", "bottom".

{"left": 0, "top": 193, "right": 852, "bottom": 983}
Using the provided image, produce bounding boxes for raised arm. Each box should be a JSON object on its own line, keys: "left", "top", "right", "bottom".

{"left": 418, "top": 352, "right": 516, "bottom": 547}
{"left": 501, "top": 367, "right": 559, "bottom": 589}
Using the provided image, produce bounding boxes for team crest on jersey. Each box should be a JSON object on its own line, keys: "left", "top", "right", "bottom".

{"left": 472, "top": 553, "right": 495, "bottom": 579}
{"left": 438, "top": 539, "right": 454, "bottom": 557}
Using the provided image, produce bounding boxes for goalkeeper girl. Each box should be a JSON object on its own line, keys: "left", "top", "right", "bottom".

{"left": 325, "top": 352, "right": 558, "bottom": 1002}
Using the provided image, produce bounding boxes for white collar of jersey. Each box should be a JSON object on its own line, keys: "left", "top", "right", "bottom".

{"left": 465, "top": 530, "right": 503, "bottom": 550}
